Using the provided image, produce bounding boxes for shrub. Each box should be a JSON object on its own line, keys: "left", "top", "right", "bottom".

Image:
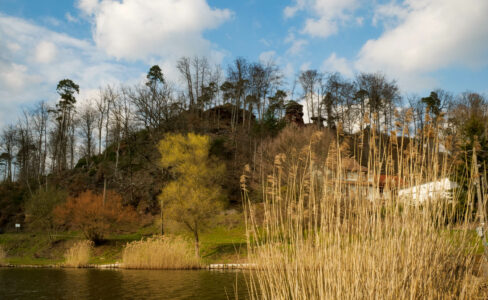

{"left": 54, "top": 190, "right": 138, "bottom": 243}
{"left": 64, "top": 240, "right": 93, "bottom": 267}
{"left": 24, "top": 187, "right": 67, "bottom": 237}
{"left": 122, "top": 235, "right": 201, "bottom": 269}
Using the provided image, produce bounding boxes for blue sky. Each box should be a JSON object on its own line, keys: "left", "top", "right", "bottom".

{"left": 1, "top": 0, "right": 487, "bottom": 126}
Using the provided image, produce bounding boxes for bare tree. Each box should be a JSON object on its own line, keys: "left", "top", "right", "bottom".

{"left": 355, "top": 73, "right": 400, "bottom": 132}
{"left": 0, "top": 125, "right": 16, "bottom": 182}
{"left": 128, "top": 66, "right": 176, "bottom": 129}
{"left": 95, "top": 89, "right": 107, "bottom": 155}
{"left": 31, "top": 101, "right": 49, "bottom": 186}
{"left": 299, "top": 70, "right": 322, "bottom": 122}
{"left": 177, "top": 57, "right": 194, "bottom": 109}
{"left": 78, "top": 103, "right": 98, "bottom": 166}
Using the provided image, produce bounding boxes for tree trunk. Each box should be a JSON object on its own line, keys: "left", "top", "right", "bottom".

{"left": 194, "top": 225, "right": 199, "bottom": 258}
{"left": 102, "top": 176, "right": 107, "bottom": 206}
{"left": 160, "top": 198, "right": 164, "bottom": 235}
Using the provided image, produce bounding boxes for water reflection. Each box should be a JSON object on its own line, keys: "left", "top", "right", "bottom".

{"left": 0, "top": 268, "right": 249, "bottom": 299}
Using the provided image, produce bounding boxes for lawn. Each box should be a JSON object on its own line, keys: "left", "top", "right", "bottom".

{"left": 0, "top": 224, "right": 247, "bottom": 266}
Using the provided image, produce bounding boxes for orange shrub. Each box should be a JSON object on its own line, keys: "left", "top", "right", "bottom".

{"left": 54, "top": 190, "right": 138, "bottom": 243}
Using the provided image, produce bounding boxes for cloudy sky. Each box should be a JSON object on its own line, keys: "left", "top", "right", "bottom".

{"left": 1, "top": 0, "right": 487, "bottom": 126}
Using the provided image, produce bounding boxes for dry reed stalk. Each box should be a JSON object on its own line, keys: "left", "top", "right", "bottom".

{"left": 122, "top": 235, "right": 201, "bottom": 269}
{"left": 243, "top": 126, "right": 487, "bottom": 299}
{"left": 64, "top": 240, "right": 93, "bottom": 268}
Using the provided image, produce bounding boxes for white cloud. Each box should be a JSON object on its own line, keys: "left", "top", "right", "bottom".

{"left": 285, "top": 0, "right": 359, "bottom": 38}
{"left": 322, "top": 53, "right": 353, "bottom": 77}
{"left": 78, "top": 0, "right": 232, "bottom": 62}
{"left": 0, "top": 14, "right": 141, "bottom": 127}
{"left": 34, "top": 41, "right": 58, "bottom": 64}
{"left": 355, "top": 0, "right": 488, "bottom": 91}
{"left": 259, "top": 51, "right": 276, "bottom": 63}
{"left": 288, "top": 39, "right": 308, "bottom": 55}
{"left": 285, "top": 33, "right": 308, "bottom": 55}
{"left": 372, "top": 2, "right": 409, "bottom": 28}
{"left": 284, "top": 62, "right": 295, "bottom": 79}
{"left": 65, "top": 12, "right": 79, "bottom": 23}
{"left": 77, "top": 0, "right": 99, "bottom": 15}
{"left": 42, "top": 17, "right": 61, "bottom": 27}
{"left": 300, "top": 62, "right": 311, "bottom": 71}
{"left": 284, "top": 0, "right": 306, "bottom": 18}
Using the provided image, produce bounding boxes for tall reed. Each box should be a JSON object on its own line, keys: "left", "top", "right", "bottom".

{"left": 242, "top": 122, "right": 487, "bottom": 299}
{"left": 122, "top": 235, "right": 201, "bottom": 269}
{"left": 64, "top": 240, "right": 93, "bottom": 267}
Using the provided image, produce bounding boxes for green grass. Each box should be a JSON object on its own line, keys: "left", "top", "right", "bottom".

{"left": 443, "top": 228, "right": 485, "bottom": 255}
{"left": 0, "top": 224, "right": 247, "bottom": 266}
{"left": 200, "top": 225, "right": 247, "bottom": 263}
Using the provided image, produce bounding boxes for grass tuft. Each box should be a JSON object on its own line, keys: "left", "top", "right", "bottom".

{"left": 64, "top": 240, "right": 93, "bottom": 267}
{"left": 122, "top": 235, "right": 201, "bottom": 269}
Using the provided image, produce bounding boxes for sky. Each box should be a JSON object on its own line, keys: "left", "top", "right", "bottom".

{"left": 1, "top": 0, "right": 487, "bottom": 127}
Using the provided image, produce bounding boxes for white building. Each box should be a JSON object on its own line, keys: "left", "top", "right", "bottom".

{"left": 398, "top": 178, "right": 458, "bottom": 205}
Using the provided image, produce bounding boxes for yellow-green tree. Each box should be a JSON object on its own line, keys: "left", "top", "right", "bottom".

{"left": 158, "top": 133, "right": 225, "bottom": 257}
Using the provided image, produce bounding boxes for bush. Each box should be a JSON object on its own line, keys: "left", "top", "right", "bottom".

{"left": 64, "top": 240, "right": 93, "bottom": 267}
{"left": 54, "top": 190, "right": 139, "bottom": 244}
{"left": 122, "top": 235, "right": 201, "bottom": 269}
{"left": 24, "top": 187, "right": 67, "bottom": 237}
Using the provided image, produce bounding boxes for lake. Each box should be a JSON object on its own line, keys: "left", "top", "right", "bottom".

{"left": 0, "top": 268, "right": 250, "bottom": 299}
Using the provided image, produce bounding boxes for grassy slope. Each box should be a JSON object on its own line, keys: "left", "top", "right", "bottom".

{"left": 0, "top": 215, "right": 247, "bottom": 266}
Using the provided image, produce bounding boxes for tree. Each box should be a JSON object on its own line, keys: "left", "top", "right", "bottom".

{"left": 54, "top": 190, "right": 138, "bottom": 244}
{"left": 322, "top": 73, "right": 356, "bottom": 132}
{"left": 78, "top": 104, "right": 98, "bottom": 166}
{"left": 129, "top": 66, "right": 175, "bottom": 129}
{"left": 146, "top": 65, "right": 165, "bottom": 87}
{"left": 421, "top": 91, "right": 442, "bottom": 119}
{"left": 0, "top": 125, "right": 16, "bottom": 182}
{"left": 31, "top": 101, "right": 49, "bottom": 186}
{"left": 158, "top": 133, "right": 225, "bottom": 257}
{"left": 51, "top": 79, "right": 79, "bottom": 172}
{"left": 226, "top": 57, "right": 250, "bottom": 129}
{"left": 299, "top": 70, "right": 322, "bottom": 122}
{"left": 355, "top": 73, "right": 399, "bottom": 131}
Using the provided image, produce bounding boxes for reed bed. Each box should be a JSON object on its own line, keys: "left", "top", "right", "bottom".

{"left": 122, "top": 235, "right": 201, "bottom": 269}
{"left": 242, "top": 124, "right": 487, "bottom": 299}
{"left": 64, "top": 240, "right": 93, "bottom": 267}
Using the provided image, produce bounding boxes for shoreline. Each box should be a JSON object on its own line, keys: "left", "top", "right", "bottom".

{"left": 0, "top": 263, "right": 255, "bottom": 270}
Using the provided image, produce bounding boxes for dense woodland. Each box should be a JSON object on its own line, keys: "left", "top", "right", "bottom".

{"left": 0, "top": 56, "right": 487, "bottom": 234}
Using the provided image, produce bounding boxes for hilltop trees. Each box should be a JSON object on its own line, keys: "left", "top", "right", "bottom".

{"left": 51, "top": 79, "right": 79, "bottom": 173}
{"left": 355, "top": 73, "right": 400, "bottom": 131}
{"left": 158, "top": 133, "right": 226, "bottom": 257}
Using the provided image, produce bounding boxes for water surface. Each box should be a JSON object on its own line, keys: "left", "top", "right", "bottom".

{"left": 0, "top": 268, "right": 249, "bottom": 299}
